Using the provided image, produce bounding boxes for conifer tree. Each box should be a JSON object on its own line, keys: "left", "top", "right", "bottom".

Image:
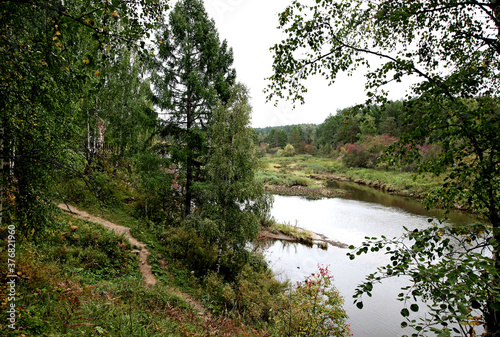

{"left": 151, "top": 0, "right": 236, "bottom": 216}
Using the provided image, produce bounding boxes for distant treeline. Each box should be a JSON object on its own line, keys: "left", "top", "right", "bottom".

{"left": 253, "top": 100, "right": 405, "bottom": 152}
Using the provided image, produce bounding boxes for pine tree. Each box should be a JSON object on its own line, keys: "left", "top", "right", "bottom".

{"left": 151, "top": 0, "right": 236, "bottom": 217}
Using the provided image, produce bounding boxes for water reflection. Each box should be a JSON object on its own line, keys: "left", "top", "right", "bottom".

{"left": 328, "top": 180, "right": 476, "bottom": 225}
{"left": 265, "top": 189, "right": 477, "bottom": 337}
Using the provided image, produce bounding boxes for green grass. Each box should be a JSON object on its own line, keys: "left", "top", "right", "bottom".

{"left": 259, "top": 154, "right": 444, "bottom": 198}
{"left": 13, "top": 199, "right": 287, "bottom": 336}
{"left": 256, "top": 170, "right": 316, "bottom": 187}
{"left": 7, "top": 154, "right": 361, "bottom": 336}
{"left": 0, "top": 213, "right": 205, "bottom": 337}
{"left": 271, "top": 221, "right": 314, "bottom": 241}
{"left": 340, "top": 167, "right": 444, "bottom": 196}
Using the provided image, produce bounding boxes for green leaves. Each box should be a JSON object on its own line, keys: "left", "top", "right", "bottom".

{"left": 349, "top": 222, "right": 499, "bottom": 335}
{"left": 150, "top": 0, "right": 236, "bottom": 216}
{"left": 273, "top": 1, "right": 500, "bottom": 335}
{"left": 1, "top": 0, "right": 168, "bottom": 237}
{"left": 267, "top": 0, "right": 500, "bottom": 115}
{"left": 193, "top": 83, "right": 271, "bottom": 254}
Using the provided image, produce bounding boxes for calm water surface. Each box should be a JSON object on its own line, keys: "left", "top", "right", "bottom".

{"left": 265, "top": 186, "right": 475, "bottom": 337}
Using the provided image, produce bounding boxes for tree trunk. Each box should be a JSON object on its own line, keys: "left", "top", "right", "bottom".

{"left": 184, "top": 89, "right": 193, "bottom": 218}
{"left": 215, "top": 244, "right": 222, "bottom": 274}
{"left": 485, "top": 255, "right": 500, "bottom": 336}
{"left": 184, "top": 158, "right": 192, "bottom": 218}
{"left": 484, "top": 170, "right": 500, "bottom": 335}
{"left": 0, "top": 124, "right": 3, "bottom": 227}
{"left": 87, "top": 108, "right": 91, "bottom": 162}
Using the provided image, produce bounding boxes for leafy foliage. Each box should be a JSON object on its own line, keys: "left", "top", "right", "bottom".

{"left": 273, "top": 265, "right": 351, "bottom": 337}
{"left": 1, "top": 0, "right": 167, "bottom": 236}
{"left": 267, "top": 128, "right": 289, "bottom": 149}
{"left": 266, "top": 1, "right": 500, "bottom": 105}
{"left": 348, "top": 223, "right": 498, "bottom": 336}
{"left": 282, "top": 144, "right": 296, "bottom": 157}
{"left": 192, "top": 84, "right": 272, "bottom": 273}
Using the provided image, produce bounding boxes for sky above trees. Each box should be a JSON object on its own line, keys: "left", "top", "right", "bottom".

{"left": 203, "top": 0, "right": 415, "bottom": 127}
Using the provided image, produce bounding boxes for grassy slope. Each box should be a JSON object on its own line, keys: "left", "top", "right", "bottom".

{"left": 2, "top": 154, "right": 425, "bottom": 336}
{"left": 0, "top": 208, "right": 266, "bottom": 336}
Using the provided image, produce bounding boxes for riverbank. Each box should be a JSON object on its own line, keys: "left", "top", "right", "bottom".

{"left": 264, "top": 184, "right": 345, "bottom": 199}
{"left": 258, "top": 154, "right": 444, "bottom": 200}
{"left": 258, "top": 219, "right": 349, "bottom": 249}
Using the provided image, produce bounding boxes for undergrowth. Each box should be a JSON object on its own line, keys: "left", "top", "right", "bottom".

{"left": 0, "top": 152, "right": 355, "bottom": 336}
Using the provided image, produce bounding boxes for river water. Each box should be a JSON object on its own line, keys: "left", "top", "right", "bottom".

{"left": 264, "top": 182, "right": 475, "bottom": 337}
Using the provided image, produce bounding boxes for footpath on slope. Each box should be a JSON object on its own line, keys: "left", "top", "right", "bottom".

{"left": 57, "top": 203, "right": 157, "bottom": 287}
{"left": 57, "top": 203, "right": 209, "bottom": 317}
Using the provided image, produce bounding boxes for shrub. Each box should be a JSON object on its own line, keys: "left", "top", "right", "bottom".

{"left": 418, "top": 143, "right": 442, "bottom": 164}
{"left": 59, "top": 178, "right": 92, "bottom": 205}
{"left": 273, "top": 265, "right": 351, "bottom": 337}
{"left": 267, "top": 147, "right": 280, "bottom": 155}
{"left": 255, "top": 146, "right": 267, "bottom": 158}
{"left": 283, "top": 144, "right": 296, "bottom": 157}
{"left": 254, "top": 142, "right": 269, "bottom": 158}
{"left": 293, "top": 176, "right": 311, "bottom": 186}
{"left": 342, "top": 144, "right": 377, "bottom": 168}
{"left": 362, "top": 134, "right": 397, "bottom": 153}
{"left": 157, "top": 226, "right": 218, "bottom": 276}
{"left": 302, "top": 142, "right": 316, "bottom": 155}
{"left": 203, "top": 259, "right": 285, "bottom": 323}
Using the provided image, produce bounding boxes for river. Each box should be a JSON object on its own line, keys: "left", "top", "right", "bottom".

{"left": 264, "top": 182, "right": 475, "bottom": 337}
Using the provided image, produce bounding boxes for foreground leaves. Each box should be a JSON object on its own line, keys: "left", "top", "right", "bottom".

{"left": 348, "top": 223, "right": 499, "bottom": 336}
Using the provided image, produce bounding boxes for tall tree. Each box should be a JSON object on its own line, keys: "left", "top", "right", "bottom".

{"left": 151, "top": 0, "right": 236, "bottom": 217}
{"left": 98, "top": 50, "right": 157, "bottom": 173}
{"left": 192, "top": 83, "right": 272, "bottom": 273}
{"left": 378, "top": 101, "right": 404, "bottom": 137}
{"left": 288, "top": 125, "right": 304, "bottom": 151}
{"left": 266, "top": 0, "right": 500, "bottom": 335}
{"left": 267, "top": 128, "right": 288, "bottom": 148}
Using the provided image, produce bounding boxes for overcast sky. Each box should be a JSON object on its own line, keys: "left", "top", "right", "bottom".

{"left": 202, "top": 0, "right": 410, "bottom": 128}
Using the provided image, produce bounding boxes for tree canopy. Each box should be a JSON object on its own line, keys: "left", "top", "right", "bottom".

{"left": 191, "top": 83, "right": 272, "bottom": 273}
{"left": 1, "top": 0, "right": 168, "bottom": 235}
{"left": 266, "top": 0, "right": 500, "bottom": 105}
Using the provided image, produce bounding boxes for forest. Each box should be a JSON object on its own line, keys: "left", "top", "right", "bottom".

{"left": 1, "top": 0, "right": 500, "bottom": 336}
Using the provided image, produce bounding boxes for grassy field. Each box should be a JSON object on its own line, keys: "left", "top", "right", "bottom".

{"left": 257, "top": 154, "right": 444, "bottom": 198}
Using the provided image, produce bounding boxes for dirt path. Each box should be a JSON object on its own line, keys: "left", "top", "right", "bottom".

{"left": 56, "top": 203, "right": 210, "bottom": 317}
{"left": 57, "top": 203, "right": 157, "bottom": 288}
